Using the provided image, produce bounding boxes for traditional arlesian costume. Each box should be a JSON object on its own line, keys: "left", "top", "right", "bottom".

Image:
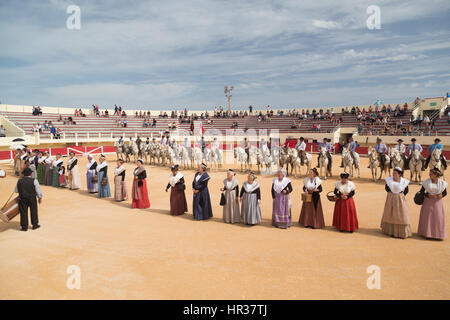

{"left": 114, "top": 164, "right": 127, "bottom": 201}
{"left": 222, "top": 171, "right": 240, "bottom": 223}
{"left": 299, "top": 175, "right": 325, "bottom": 228}
{"left": 271, "top": 170, "right": 293, "bottom": 229}
{"left": 27, "top": 154, "right": 37, "bottom": 179}
{"left": 36, "top": 154, "right": 46, "bottom": 185}
{"left": 333, "top": 177, "right": 358, "bottom": 232}
{"left": 52, "top": 157, "right": 63, "bottom": 187}
{"left": 96, "top": 159, "right": 110, "bottom": 198}
{"left": 418, "top": 178, "right": 448, "bottom": 240}
{"left": 192, "top": 166, "right": 213, "bottom": 220}
{"left": 240, "top": 177, "right": 261, "bottom": 225}
{"left": 381, "top": 175, "right": 411, "bottom": 238}
{"left": 67, "top": 156, "right": 81, "bottom": 190}
{"left": 44, "top": 155, "right": 53, "bottom": 186}
{"left": 132, "top": 163, "right": 150, "bottom": 208}
{"left": 86, "top": 157, "right": 98, "bottom": 193}
{"left": 166, "top": 166, "right": 187, "bottom": 215}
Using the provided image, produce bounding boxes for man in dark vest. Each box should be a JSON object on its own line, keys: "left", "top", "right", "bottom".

{"left": 15, "top": 167, "right": 42, "bottom": 231}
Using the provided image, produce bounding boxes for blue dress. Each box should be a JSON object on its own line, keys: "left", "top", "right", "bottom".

{"left": 192, "top": 172, "right": 213, "bottom": 220}
{"left": 97, "top": 165, "right": 111, "bottom": 198}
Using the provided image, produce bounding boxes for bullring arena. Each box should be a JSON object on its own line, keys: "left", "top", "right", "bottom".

{"left": 0, "top": 99, "right": 449, "bottom": 300}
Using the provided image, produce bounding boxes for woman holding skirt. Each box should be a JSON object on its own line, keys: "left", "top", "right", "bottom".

{"left": 114, "top": 159, "right": 127, "bottom": 201}
{"left": 240, "top": 171, "right": 262, "bottom": 225}
{"left": 333, "top": 172, "right": 358, "bottom": 232}
{"left": 67, "top": 152, "right": 81, "bottom": 190}
{"left": 271, "top": 168, "right": 293, "bottom": 229}
{"left": 44, "top": 151, "right": 53, "bottom": 186}
{"left": 36, "top": 151, "right": 46, "bottom": 185}
{"left": 52, "top": 153, "right": 63, "bottom": 187}
{"left": 380, "top": 167, "right": 411, "bottom": 239}
{"left": 299, "top": 168, "right": 325, "bottom": 229}
{"left": 192, "top": 163, "right": 213, "bottom": 220}
{"left": 96, "top": 154, "right": 111, "bottom": 198}
{"left": 220, "top": 169, "right": 240, "bottom": 223}
{"left": 132, "top": 159, "right": 150, "bottom": 208}
{"left": 417, "top": 168, "right": 448, "bottom": 240}
{"left": 86, "top": 155, "right": 98, "bottom": 193}
{"left": 166, "top": 164, "right": 187, "bottom": 215}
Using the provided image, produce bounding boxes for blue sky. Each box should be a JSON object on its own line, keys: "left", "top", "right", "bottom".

{"left": 0, "top": 0, "right": 449, "bottom": 110}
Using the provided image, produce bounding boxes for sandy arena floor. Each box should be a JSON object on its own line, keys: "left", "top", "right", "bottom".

{"left": 0, "top": 153, "right": 449, "bottom": 300}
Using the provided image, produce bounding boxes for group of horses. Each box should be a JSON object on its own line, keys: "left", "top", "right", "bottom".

{"left": 114, "top": 140, "right": 446, "bottom": 184}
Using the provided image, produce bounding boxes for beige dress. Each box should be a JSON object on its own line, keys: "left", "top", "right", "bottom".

{"left": 380, "top": 177, "right": 412, "bottom": 239}
{"left": 67, "top": 157, "right": 81, "bottom": 190}
{"left": 114, "top": 166, "right": 127, "bottom": 201}
{"left": 222, "top": 178, "right": 240, "bottom": 223}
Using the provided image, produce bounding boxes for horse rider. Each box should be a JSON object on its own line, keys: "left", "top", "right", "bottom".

{"left": 295, "top": 137, "right": 306, "bottom": 165}
{"left": 145, "top": 137, "right": 150, "bottom": 146}
{"left": 136, "top": 136, "right": 143, "bottom": 156}
{"left": 118, "top": 136, "right": 124, "bottom": 145}
{"left": 424, "top": 138, "right": 447, "bottom": 170}
{"left": 369, "top": 137, "right": 388, "bottom": 169}
{"left": 183, "top": 137, "right": 192, "bottom": 158}
{"left": 340, "top": 137, "right": 359, "bottom": 168}
{"left": 211, "top": 137, "right": 219, "bottom": 150}
{"left": 316, "top": 138, "right": 332, "bottom": 170}
{"left": 243, "top": 137, "right": 250, "bottom": 159}
{"left": 200, "top": 136, "right": 207, "bottom": 155}
{"left": 161, "top": 135, "right": 167, "bottom": 146}
{"left": 405, "top": 138, "right": 424, "bottom": 170}
{"left": 391, "top": 138, "right": 406, "bottom": 168}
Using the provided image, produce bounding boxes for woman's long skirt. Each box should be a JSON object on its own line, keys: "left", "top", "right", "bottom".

{"left": 132, "top": 179, "right": 150, "bottom": 208}
{"left": 299, "top": 197, "right": 325, "bottom": 229}
{"left": 45, "top": 165, "right": 53, "bottom": 186}
{"left": 380, "top": 192, "right": 412, "bottom": 239}
{"left": 418, "top": 197, "right": 446, "bottom": 240}
{"left": 170, "top": 186, "right": 187, "bottom": 215}
{"left": 332, "top": 198, "right": 358, "bottom": 232}
{"left": 68, "top": 165, "right": 81, "bottom": 190}
{"left": 86, "top": 170, "right": 98, "bottom": 193}
{"left": 52, "top": 167, "right": 60, "bottom": 187}
{"left": 37, "top": 163, "right": 45, "bottom": 185}
{"left": 272, "top": 193, "right": 292, "bottom": 229}
{"left": 241, "top": 193, "right": 261, "bottom": 225}
{"left": 114, "top": 175, "right": 127, "bottom": 201}
{"left": 97, "top": 171, "right": 111, "bottom": 198}
{"left": 222, "top": 190, "right": 240, "bottom": 223}
{"left": 192, "top": 188, "right": 213, "bottom": 220}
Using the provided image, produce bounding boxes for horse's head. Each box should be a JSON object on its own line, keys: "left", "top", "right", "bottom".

{"left": 412, "top": 149, "right": 421, "bottom": 160}
{"left": 432, "top": 148, "right": 441, "bottom": 159}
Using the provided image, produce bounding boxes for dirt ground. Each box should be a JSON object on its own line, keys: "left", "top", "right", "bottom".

{"left": 0, "top": 153, "right": 449, "bottom": 300}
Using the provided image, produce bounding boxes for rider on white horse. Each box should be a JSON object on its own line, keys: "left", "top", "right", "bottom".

{"left": 368, "top": 137, "right": 388, "bottom": 169}
{"left": 316, "top": 138, "right": 332, "bottom": 171}
{"left": 295, "top": 137, "right": 307, "bottom": 165}
{"left": 424, "top": 138, "right": 447, "bottom": 170}
{"left": 340, "top": 137, "right": 359, "bottom": 168}
{"left": 183, "top": 137, "right": 192, "bottom": 159}
{"left": 405, "top": 138, "right": 425, "bottom": 170}
{"left": 390, "top": 138, "right": 406, "bottom": 169}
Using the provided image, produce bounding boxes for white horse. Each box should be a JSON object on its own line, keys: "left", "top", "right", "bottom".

{"left": 234, "top": 147, "right": 249, "bottom": 172}
{"left": 390, "top": 148, "right": 405, "bottom": 171}
{"left": 114, "top": 141, "right": 125, "bottom": 160}
{"left": 125, "top": 140, "right": 139, "bottom": 163}
{"left": 178, "top": 146, "right": 191, "bottom": 169}
{"left": 205, "top": 148, "right": 220, "bottom": 171}
{"left": 409, "top": 149, "right": 422, "bottom": 183}
{"left": 342, "top": 148, "right": 360, "bottom": 178}
{"left": 368, "top": 148, "right": 390, "bottom": 181}
{"left": 318, "top": 147, "right": 332, "bottom": 179}
{"left": 258, "top": 144, "right": 273, "bottom": 174}
{"left": 192, "top": 147, "right": 203, "bottom": 167}
{"left": 430, "top": 148, "right": 446, "bottom": 179}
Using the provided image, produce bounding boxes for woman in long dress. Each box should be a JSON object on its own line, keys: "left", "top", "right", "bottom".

{"left": 51, "top": 153, "right": 63, "bottom": 187}
{"left": 299, "top": 168, "right": 325, "bottom": 229}
{"left": 380, "top": 167, "right": 411, "bottom": 239}
{"left": 14, "top": 149, "right": 21, "bottom": 176}
{"left": 166, "top": 164, "right": 187, "bottom": 215}
{"left": 240, "top": 171, "right": 261, "bottom": 225}
{"left": 114, "top": 159, "right": 127, "bottom": 201}
{"left": 44, "top": 151, "right": 53, "bottom": 186}
{"left": 28, "top": 150, "right": 38, "bottom": 179}
{"left": 86, "top": 155, "right": 98, "bottom": 193}
{"left": 36, "top": 151, "right": 46, "bottom": 185}
{"left": 192, "top": 163, "right": 213, "bottom": 220}
{"left": 271, "top": 168, "right": 293, "bottom": 229}
{"left": 67, "top": 151, "right": 81, "bottom": 190}
{"left": 96, "top": 154, "right": 111, "bottom": 198}
{"left": 221, "top": 169, "right": 240, "bottom": 223}
{"left": 132, "top": 159, "right": 150, "bottom": 208}
{"left": 417, "top": 168, "right": 448, "bottom": 240}
{"left": 333, "top": 172, "right": 358, "bottom": 232}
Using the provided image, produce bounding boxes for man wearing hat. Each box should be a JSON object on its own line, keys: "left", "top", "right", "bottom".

{"left": 340, "top": 136, "right": 359, "bottom": 168}
{"left": 405, "top": 138, "right": 424, "bottom": 170}
{"left": 391, "top": 138, "right": 406, "bottom": 168}
{"left": 14, "top": 167, "right": 42, "bottom": 231}
{"left": 370, "top": 138, "right": 388, "bottom": 169}
{"left": 295, "top": 137, "right": 306, "bottom": 165}
{"left": 317, "top": 138, "right": 332, "bottom": 170}
{"left": 424, "top": 138, "right": 447, "bottom": 170}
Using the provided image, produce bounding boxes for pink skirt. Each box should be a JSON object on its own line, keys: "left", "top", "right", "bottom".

{"left": 418, "top": 197, "right": 446, "bottom": 240}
